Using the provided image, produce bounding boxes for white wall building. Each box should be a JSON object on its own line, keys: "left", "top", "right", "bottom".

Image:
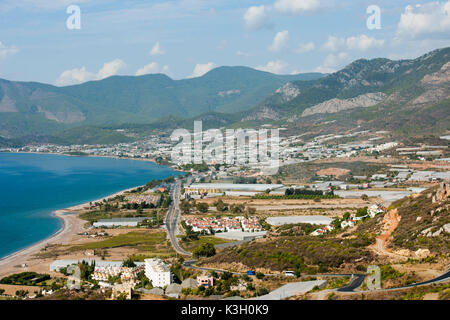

{"left": 144, "top": 259, "right": 172, "bottom": 288}
{"left": 93, "top": 217, "right": 147, "bottom": 228}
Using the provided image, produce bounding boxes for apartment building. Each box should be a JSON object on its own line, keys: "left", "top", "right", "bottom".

{"left": 144, "top": 259, "right": 173, "bottom": 288}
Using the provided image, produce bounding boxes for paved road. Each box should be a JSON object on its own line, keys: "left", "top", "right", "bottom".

{"left": 337, "top": 269, "right": 450, "bottom": 293}
{"left": 336, "top": 275, "right": 367, "bottom": 292}
{"left": 165, "top": 179, "right": 192, "bottom": 256}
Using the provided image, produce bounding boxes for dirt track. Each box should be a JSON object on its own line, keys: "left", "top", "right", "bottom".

{"left": 370, "top": 209, "right": 407, "bottom": 261}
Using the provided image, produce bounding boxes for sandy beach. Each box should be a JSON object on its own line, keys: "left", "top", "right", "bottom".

{"left": 0, "top": 210, "right": 86, "bottom": 278}
{"left": 0, "top": 184, "right": 145, "bottom": 278}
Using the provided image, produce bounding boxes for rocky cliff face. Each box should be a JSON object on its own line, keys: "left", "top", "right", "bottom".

{"left": 301, "top": 92, "right": 386, "bottom": 117}
{"left": 242, "top": 106, "right": 280, "bottom": 121}
{"left": 274, "top": 82, "right": 300, "bottom": 103}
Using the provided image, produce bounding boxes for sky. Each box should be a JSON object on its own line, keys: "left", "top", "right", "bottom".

{"left": 0, "top": 0, "right": 449, "bottom": 86}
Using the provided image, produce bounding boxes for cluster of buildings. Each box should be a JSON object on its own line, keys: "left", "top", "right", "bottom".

{"left": 184, "top": 183, "right": 283, "bottom": 198}
{"left": 310, "top": 203, "right": 387, "bottom": 236}
{"left": 1, "top": 127, "right": 415, "bottom": 177}
{"left": 311, "top": 224, "right": 335, "bottom": 236}
{"left": 184, "top": 216, "right": 263, "bottom": 234}
{"left": 91, "top": 265, "right": 144, "bottom": 286}
{"left": 368, "top": 203, "right": 387, "bottom": 218}
{"left": 125, "top": 194, "right": 160, "bottom": 205}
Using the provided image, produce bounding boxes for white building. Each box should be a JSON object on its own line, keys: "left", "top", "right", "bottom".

{"left": 144, "top": 259, "right": 172, "bottom": 288}
{"left": 93, "top": 217, "right": 147, "bottom": 228}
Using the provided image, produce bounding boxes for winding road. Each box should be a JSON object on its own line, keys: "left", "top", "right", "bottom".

{"left": 165, "top": 179, "right": 192, "bottom": 256}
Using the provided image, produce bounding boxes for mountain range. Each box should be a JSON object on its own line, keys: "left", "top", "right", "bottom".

{"left": 0, "top": 68, "right": 323, "bottom": 145}
{"left": 1, "top": 47, "right": 449, "bottom": 146}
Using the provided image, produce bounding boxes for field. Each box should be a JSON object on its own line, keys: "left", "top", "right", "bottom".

{"left": 69, "top": 230, "right": 175, "bottom": 258}
{"left": 275, "top": 159, "right": 389, "bottom": 183}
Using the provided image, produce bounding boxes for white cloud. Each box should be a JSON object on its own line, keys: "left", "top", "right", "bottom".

{"left": 314, "top": 52, "right": 350, "bottom": 73}
{"left": 150, "top": 41, "right": 165, "bottom": 56}
{"left": 55, "top": 67, "right": 95, "bottom": 86}
{"left": 345, "top": 34, "right": 384, "bottom": 51}
{"left": 294, "top": 41, "right": 315, "bottom": 53}
{"left": 97, "top": 59, "right": 126, "bottom": 80}
{"left": 396, "top": 1, "right": 450, "bottom": 39}
{"left": 0, "top": 41, "right": 19, "bottom": 60}
{"left": 322, "top": 36, "right": 345, "bottom": 51}
{"left": 244, "top": 5, "right": 271, "bottom": 30}
{"left": 56, "top": 58, "right": 126, "bottom": 86}
{"left": 136, "top": 62, "right": 169, "bottom": 76}
{"left": 269, "top": 30, "right": 289, "bottom": 52}
{"left": 322, "top": 34, "right": 384, "bottom": 51}
{"left": 274, "top": 0, "right": 320, "bottom": 14}
{"left": 188, "top": 62, "right": 216, "bottom": 78}
{"left": 255, "top": 60, "right": 289, "bottom": 74}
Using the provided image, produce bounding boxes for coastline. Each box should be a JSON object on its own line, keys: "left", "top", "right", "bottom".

{"left": 0, "top": 209, "right": 86, "bottom": 278}
{"left": 0, "top": 182, "right": 157, "bottom": 278}
{"left": 3, "top": 151, "right": 185, "bottom": 172}
{"left": 0, "top": 152, "right": 183, "bottom": 277}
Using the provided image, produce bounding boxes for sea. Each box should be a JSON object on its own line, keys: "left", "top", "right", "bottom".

{"left": 0, "top": 153, "right": 178, "bottom": 260}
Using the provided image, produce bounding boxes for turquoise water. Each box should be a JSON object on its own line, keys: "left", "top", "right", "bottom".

{"left": 0, "top": 153, "right": 178, "bottom": 259}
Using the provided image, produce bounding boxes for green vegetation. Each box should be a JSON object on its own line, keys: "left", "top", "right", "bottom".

{"left": 380, "top": 264, "right": 405, "bottom": 281}
{"left": 0, "top": 272, "right": 50, "bottom": 286}
{"left": 202, "top": 233, "right": 375, "bottom": 273}
{"left": 390, "top": 186, "right": 450, "bottom": 254}
{"left": 1, "top": 68, "right": 322, "bottom": 144}
{"left": 70, "top": 231, "right": 174, "bottom": 257}
{"left": 181, "top": 235, "right": 231, "bottom": 252}
{"left": 193, "top": 243, "right": 216, "bottom": 258}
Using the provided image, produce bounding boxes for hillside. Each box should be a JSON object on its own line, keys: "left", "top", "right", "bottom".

{"left": 389, "top": 183, "right": 450, "bottom": 254}
{"left": 0, "top": 67, "right": 323, "bottom": 143}
{"left": 242, "top": 47, "right": 450, "bottom": 137}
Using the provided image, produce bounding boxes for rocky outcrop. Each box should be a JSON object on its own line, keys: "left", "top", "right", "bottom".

{"left": 432, "top": 182, "right": 449, "bottom": 203}
{"left": 37, "top": 105, "right": 86, "bottom": 123}
{"left": 301, "top": 92, "right": 386, "bottom": 117}
{"left": 242, "top": 107, "right": 280, "bottom": 121}
{"left": 421, "top": 62, "right": 450, "bottom": 86}
{"left": 274, "top": 82, "right": 300, "bottom": 102}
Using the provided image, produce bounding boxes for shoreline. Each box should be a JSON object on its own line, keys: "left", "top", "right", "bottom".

{"left": 1, "top": 150, "right": 185, "bottom": 172}
{"left": 0, "top": 178, "right": 174, "bottom": 277}
{"left": 0, "top": 183, "right": 147, "bottom": 268}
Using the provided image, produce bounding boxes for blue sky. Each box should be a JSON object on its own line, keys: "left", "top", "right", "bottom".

{"left": 0, "top": 0, "right": 449, "bottom": 85}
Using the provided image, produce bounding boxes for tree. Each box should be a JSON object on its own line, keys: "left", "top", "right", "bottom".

{"left": 214, "top": 199, "right": 228, "bottom": 212}
{"left": 361, "top": 194, "right": 369, "bottom": 201}
{"left": 180, "top": 200, "right": 192, "bottom": 214}
{"left": 196, "top": 202, "right": 209, "bottom": 213}
{"left": 246, "top": 207, "right": 256, "bottom": 216}
{"left": 356, "top": 207, "right": 368, "bottom": 217}
{"left": 256, "top": 272, "right": 265, "bottom": 280}
{"left": 15, "top": 290, "right": 29, "bottom": 298}
{"left": 193, "top": 243, "right": 216, "bottom": 258}
{"left": 256, "top": 287, "right": 269, "bottom": 296}
{"left": 122, "top": 257, "right": 137, "bottom": 268}
{"left": 332, "top": 218, "right": 342, "bottom": 229}
{"left": 221, "top": 271, "right": 233, "bottom": 281}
